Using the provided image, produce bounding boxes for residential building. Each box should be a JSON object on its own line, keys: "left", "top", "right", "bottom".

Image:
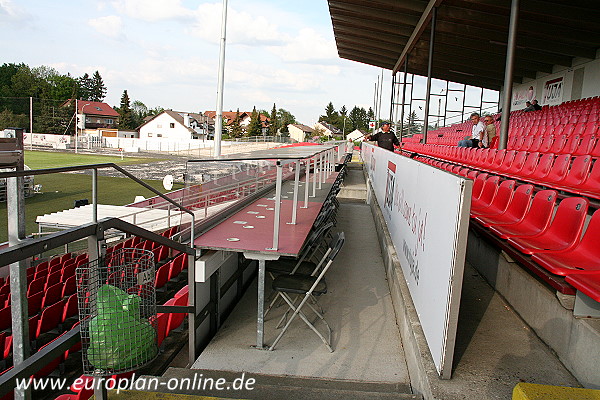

{"left": 138, "top": 110, "right": 214, "bottom": 140}
{"left": 204, "top": 111, "right": 270, "bottom": 135}
{"left": 314, "top": 121, "right": 343, "bottom": 138}
{"left": 347, "top": 129, "right": 367, "bottom": 141}
{"left": 63, "top": 99, "right": 119, "bottom": 129}
{"left": 287, "top": 124, "right": 315, "bottom": 142}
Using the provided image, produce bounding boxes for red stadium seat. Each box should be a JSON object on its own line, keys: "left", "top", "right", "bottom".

{"left": 507, "top": 197, "right": 589, "bottom": 254}
{"left": 44, "top": 271, "right": 61, "bottom": 291}
{"left": 528, "top": 135, "right": 544, "bottom": 152}
{"left": 152, "top": 313, "right": 169, "bottom": 347}
{"left": 559, "top": 155, "right": 592, "bottom": 190}
{"left": 36, "top": 299, "right": 65, "bottom": 338}
{"left": 62, "top": 275, "right": 76, "bottom": 298}
{"left": 154, "top": 263, "right": 170, "bottom": 289}
{"left": 42, "top": 283, "right": 63, "bottom": 309}
{"left": 471, "top": 180, "right": 516, "bottom": 216}
{"left": 565, "top": 273, "right": 600, "bottom": 303}
{"left": 27, "top": 277, "right": 45, "bottom": 297}
{"left": 542, "top": 154, "right": 571, "bottom": 185}
{"left": 513, "top": 152, "right": 540, "bottom": 178}
{"left": 28, "top": 291, "right": 44, "bottom": 316}
{"left": 489, "top": 190, "right": 557, "bottom": 239}
{"left": 62, "top": 294, "right": 78, "bottom": 323}
{"left": 0, "top": 307, "right": 11, "bottom": 331}
{"left": 526, "top": 153, "right": 554, "bottom": 181}
{"left": 166, "top": 293, "right": 189, "bottom": 335}
{"left": 471, "top": 173, "right": 489, "bottom": 199}
{"left": 531, "top": 210, "right": 600, "bottom": 276}
{"left": 549, "top": 135, "right": 567, "bottom": 153}
{"left": 471, "top": 176, "right": 501, "bottom": 208}
{"left": 570, "top": 159, "right": 600, "bottom": 198}
{"left": 33, "top": 335, "right": 65, "bottom": 378}
{"left": 538, "top": 135, "right": 555, "bottom": 153}
{"left": 573, "top": 134, "right": 596, "bottom": 156}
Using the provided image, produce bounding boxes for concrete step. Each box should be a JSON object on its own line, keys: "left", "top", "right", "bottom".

{"left": 339, "top": 165, "right": 367, "bottom": 201}
{"left": 126, "top": 368, "right": 422, "bottom": 400}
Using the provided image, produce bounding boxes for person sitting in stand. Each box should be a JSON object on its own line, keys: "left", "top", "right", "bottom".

{"left": 481, "top": 116, "right": 497, "bottom": 148}
{"left": 458, "top": 113, "right": 485, "bottom": 148}
{"left": 532, "top": 99, "right": 542, "bottom": 111}
{"left": 523, "top": 101, "right": 535, "bottom": 112}
{"left": 365, "top": 122, "right": 399, "bottom": 151}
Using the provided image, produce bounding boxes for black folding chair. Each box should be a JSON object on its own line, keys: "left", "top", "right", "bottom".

{"left": 268, "top": 232, "right": 345, "bottom": 352}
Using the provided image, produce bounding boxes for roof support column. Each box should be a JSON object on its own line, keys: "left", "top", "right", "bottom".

{"left": 499, "top": 0, "right": 519, "bottom": 150}
{"left": 399, "top": 59, "right": 408, "bottom": 143}
{"left": 422, "top": 6, "right": 437, "bottom": 144}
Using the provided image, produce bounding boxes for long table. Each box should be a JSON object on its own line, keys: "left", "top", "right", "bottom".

{"left": 193, "top": 147, "right": 342, "bottom": 349}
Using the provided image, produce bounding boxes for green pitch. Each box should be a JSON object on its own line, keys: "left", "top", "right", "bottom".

{"left": 1, "top": 151, "right": 183, "bottom": 243}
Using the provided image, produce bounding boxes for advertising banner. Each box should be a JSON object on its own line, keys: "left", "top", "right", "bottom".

{"left": 542, "top": 76, "right": 564, "bottom": 106}
{"left": 363, "top": 144, "right": 472, "bottom": 378}
{"left": 511, "top": 83, "right": 536, "bottom": 110}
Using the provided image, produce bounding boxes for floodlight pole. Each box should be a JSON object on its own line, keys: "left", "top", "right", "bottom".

{"left": 214, "top": 0, "right": 228, "bottom": 158}
{"left": 499, "top": 0, "right": 519, "bottom": 150}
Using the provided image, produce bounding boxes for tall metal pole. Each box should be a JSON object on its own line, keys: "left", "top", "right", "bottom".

{"left": 214, "top": 0, "right": 228, "bottom": 157}
{"left": 422, "top": 7, "right": 437, "bottom": 144}
{"left": 399, "top": 59, "right": 408, "bottom": 142}
{"left": 499, "top": 0, "right": 519, "bottom": 150}
{"left": 75, "top": 99, "right": 78, "bottom": 154}
{"left": 29, "top": 97, "right": 33, "bottom": 135}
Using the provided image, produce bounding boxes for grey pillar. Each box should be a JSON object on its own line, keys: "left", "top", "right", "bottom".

{"left": 499, "top": 0, "right": 519, "bottom": 150}
{"left": 422, "top": 7, "right": 437, "bottom": 144}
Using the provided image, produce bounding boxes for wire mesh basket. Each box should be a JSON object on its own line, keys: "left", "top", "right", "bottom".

{"left": 76, "top": 248, "right": 158, "bottom": 376}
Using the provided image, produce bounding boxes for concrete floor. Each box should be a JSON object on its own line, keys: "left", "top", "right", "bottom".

{"left": 192, "top": 202, "right": 410, "bottom": 386}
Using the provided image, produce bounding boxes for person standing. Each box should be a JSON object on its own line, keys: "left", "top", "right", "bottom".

{"left": 365, "top": 122, "right": 399, "bottom": 151}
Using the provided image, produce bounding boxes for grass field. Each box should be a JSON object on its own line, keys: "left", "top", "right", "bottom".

{"left": 24, "top": 150, "right": 159, "bottom": 169}
{"left": 1, "top": 151, "right": 182, "bottom": 243}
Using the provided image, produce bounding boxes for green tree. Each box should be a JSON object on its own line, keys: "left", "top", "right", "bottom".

{"left": 90, "top": 71, "right": 107, "bottom": 102}
{"left": 77, "top": 73, "right": 93, "bottom": 101}
{"left": 320, "top": 102, "right": 338, "bottom": 125}
{"left": 37, "top": 101, "right": 74, "bottom": 135}
{"left": 118, "top": 90, "right": 133, "bottom": 129}
{"left": 0, "top": 109, "right": 28, "bottom": 130}
{"left": 367, "top": 107, "right": 375, "bottom": 120}
{"left": 230, "top": 108, "right": 243, "bottom": 138}
{"left": 277, "top": 108, "right": 296, "bottom": 134}
{"left": 403, "top": 110, "right": 421, "bottom": 136}
{"left": 246, "top": 106, "right": 262, "bottom": 137}
{"left": 348, "top": 106, "right": 368, "bottom": 131}
{"left": 269, "top": 103, "right": 278, "bottom": 136}
{"left": 131, "top": 100, "right": 149, "bottom": 128}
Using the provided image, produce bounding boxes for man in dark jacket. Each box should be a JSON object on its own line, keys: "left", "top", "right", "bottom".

{"left": 366, "top": 122, "right": 399, "bottom": 151}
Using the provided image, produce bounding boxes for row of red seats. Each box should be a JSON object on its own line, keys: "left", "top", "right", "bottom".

{"left": 403, "top": 145, "right": 600, "bottom": 200}
{"left": 507, "top": 132, "right": 598, "bottom": 155}
{"left": 416, "top": 157, "right": 600, "bottom": 306}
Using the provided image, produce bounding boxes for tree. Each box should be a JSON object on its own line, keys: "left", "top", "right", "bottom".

{"left": 230, "top": 109, "right": 243, "bottom": 138}
{"left": 131, "top": 100, "right": 149, "bottom": 128}
{"left": 277, "top": 108, "right": 296, "bottom": 134}
{"left": 269, "top": 103, "right": 278, "bottom": 136}
{"left": 77, "top": 73, "right": 93, "bottom": 101}
{"left": 367, "top": 107, "right": 375, "bottom": 120}
{"left": 90, "top": 71, "right": 107, "bottom": 102}
{"left": 246, "top": 106, "right": 262, "bottom": 137}
{"left": 348, "top": 106, "right": 368, "bottom": 131}
{"left": 403, "top": 110, "right": 421, "bottom": 136}
{"left": 320, "top": 102, "right": 338, "bottom": 125}
{"left": 0, "top": 109, "right": 28, "bottom": 131}
{"left": 118, "top": 90, "right": 133, "bottom": 129}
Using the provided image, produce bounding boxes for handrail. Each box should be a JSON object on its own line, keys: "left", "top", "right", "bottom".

{"left": 0, "top": 163, "right": 196, "bottom": 248}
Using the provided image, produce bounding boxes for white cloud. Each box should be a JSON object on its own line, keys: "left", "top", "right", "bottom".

{"left": 276, "top": 28, "right": 338, "bottom": 63}
{"left": 110, "top": 0, "right": 189, "bottom": 22}
{"left": 189, "top": 3, "right": 285, "bottom": 46}
{"left": 0, "top": 0, "right": 28, "bottom": 23}
{"left": 88, "top": 15, "right": 123, "bottom": 39}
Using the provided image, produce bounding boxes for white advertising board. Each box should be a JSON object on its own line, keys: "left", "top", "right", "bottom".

{"left": 362, "top": 143, "right": 472, "bottom": 378}
{"left": 542, "top": 75, "right": 565, "bottom": 106}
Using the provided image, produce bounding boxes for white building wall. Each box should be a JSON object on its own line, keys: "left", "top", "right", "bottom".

{"left": 508, "top": 53, "right": 600, "bottom": 112}
{"left": 139, "top": 113, "right": 192, "bottom": 140}
{"left": 288, "top": 125, "right": 307, "bottom": 142}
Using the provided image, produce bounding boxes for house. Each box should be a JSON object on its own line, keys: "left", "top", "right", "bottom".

{"left": 314, "top": 121, "right": 343, "bottom": 138}
{"left": 63, "top": 99, "right": 119, "bottom": 129}
{"left": 138, "top": 110, "right": 214, "bottom": 140}
{"left": 287, "top": 124, "right": 315, "bottom": 142}
{"left": 204, "top": 111, "right": 270, "bottom": 135}
{"left": 347, "top": 129, "right": 367, "bottom": 141}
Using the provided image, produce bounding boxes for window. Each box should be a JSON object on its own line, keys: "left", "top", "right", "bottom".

{"left": 157, "top": 123, "right": 162, "bottom": 128}
{"left": 106, "top": 119, "right": 113, "bottom": 124}
{"left": 95, "top": 106, "right": 102, "bottom": 111}
{"left": 148, "top": 133, "right": 153, "bottom": 137}
{"left": 170, "top": 123, "right": 175, "bottom": 128}
{"left": 157, "top": 134, "right": 162, "bottom": 137}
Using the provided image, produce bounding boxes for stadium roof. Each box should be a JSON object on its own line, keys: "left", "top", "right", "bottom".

{"left": 328, "top": 0, "right": 600, "bottom": 90}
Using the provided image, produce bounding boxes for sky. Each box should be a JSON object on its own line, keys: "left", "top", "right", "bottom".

{"left": 0, "top": 0, "right": 392, "bottom": 125}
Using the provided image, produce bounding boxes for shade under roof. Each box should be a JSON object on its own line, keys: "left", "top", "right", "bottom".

{"left": 328, "top": 0, "right": 600, "bottom": 90}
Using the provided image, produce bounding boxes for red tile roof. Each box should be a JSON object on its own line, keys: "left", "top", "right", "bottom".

{"left": 71, "top": 100, "right": 120, "bottom": 117}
